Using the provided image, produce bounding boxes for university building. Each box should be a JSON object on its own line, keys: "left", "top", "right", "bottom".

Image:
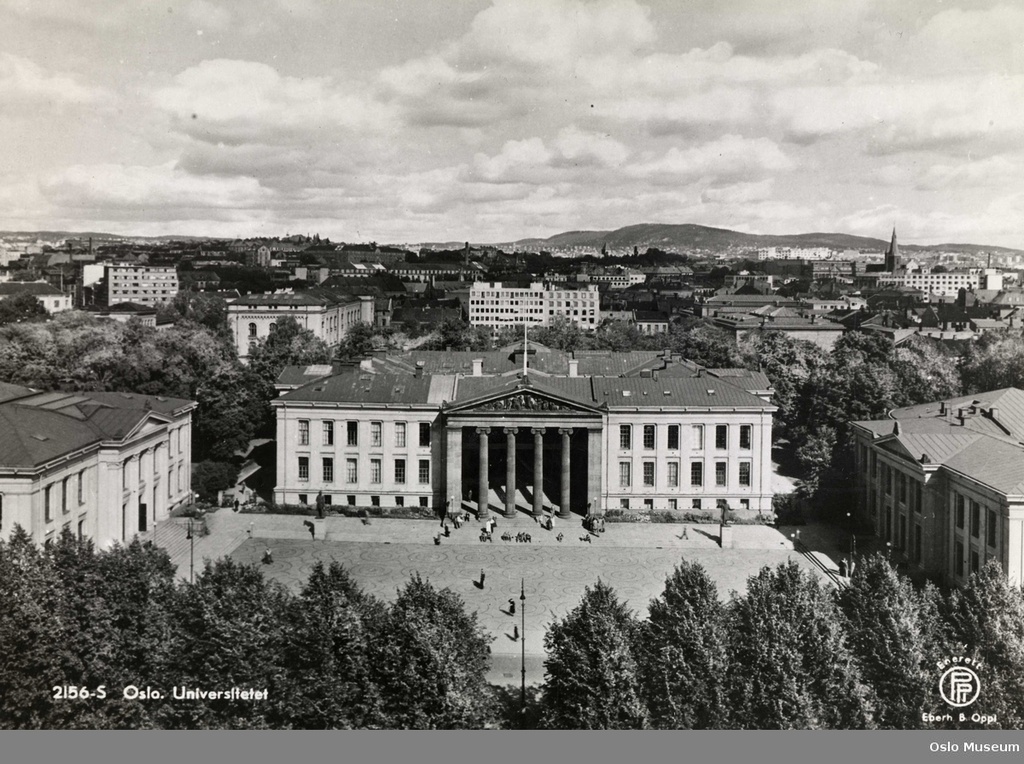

{"left": 852, "top": 387, "right": 1024, "bottom": 587}
{"left": 272, "top": 345, "right": 776, "bottom": 519}
{"left": 0, "top": 383, "right": 195, "bottom": 549}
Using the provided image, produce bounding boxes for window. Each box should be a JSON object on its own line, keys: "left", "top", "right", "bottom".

{"left": 419, "top": 459, "right": 430, "bottom": 484}
{"left": 371, "top": 422, "right": 382, "bottom": 447}
{"left": 643, "top": 425, "right": 655, "bottom": 449}
{"left": 715, "top": 462, "right": 727, "bottom": 487}
{"left": 371, "top": 459, "right": 382, "bottom": 484}
{"left": 971, "top": 549, "right": 980, "bottom": 573}
{"left": 955, "top": 494, "right": 965, "bottom": 529}
{"left": 899, "top": 515, "right": 906, "bottom": 550}
{"left": 668, "top": 425, "right": 679, "bottom": 449}
{"left": 739, "top": 462, "right": 751, "bottom": 487}
{"left": 298, "top": 420, "right": 310, "bottom": 446}
{"left": 123, "top": 460, "right": 129, "bottom": 490}
{"left": 691, "top": 462, "right": 703, "bottom": 487}
{"left": 347, "top": 495, "right": 356, "bottom": 506}
{"left": 299, "top": 494, "right": 308, "bottom": 505}
{"left": 987, "top": 509, "right": 997, "bottom": 548}
{"left": 668, "top": 499, "right": 677, "bottom": 510}
{"left": 644, "top": 498, "right": 654, "bottom": 510}
{"left": 692, "top": 499, "right": 701, "bottom": 510}
{"left": 692, "top": 425, "right": 704, "bottom": 450}
{"left": 322, "top": 458, "right": 334, "bottom": 483}
{"left": 970, "top": 500, "right": 980, "bottom": 538}
{"left": 620, "top": 499, "right": 630, "bottom": 510}
{"left": 77, "top": 471, "right": 85, "bottom": 505}
{"left": 323, "top": 494, "right": 332, "bottom": 506}
{"left": 740, "top": 499, "right": 749, "bottom": 510}
{"left": 419, "top": 423, "right": 431, "bottom": 447}
{"left": 739, "top": 425, "right": 752, "bottom": 450}
{"left": 715, "top": 425, "right": 728, "bottom": 450}
{"left": 419, "top": 497, "right": 429, "bottom": 508}
{"left": 298, "top": 457, "right": 309, "bottom": 481}
{"left": 667, "top": 462, "right": 679, "bottom": 488}
{"left": 898, "top": 473, "right": 906, "bottom": 503}
{"left": 871, "top": 451, "right": 877, "bottom": 478}
{"left": 62, "top": 477, "right": 69, "bottom": 515}
{"left": 914, "top": 525, "right": 922, "bottom": 564}
{"left": 395, "top": 459, "right": 406, "bottom": 484}
{"left": 347, "top": 421, "right": 358, "bottom": 446}
{"left": 323, "top": 421, "right": 334, "bottom": 446}
{"left": 371, "top": 496, "right": 380, "bottom": 507}
{"left": 913, "top": 481, "right": 922, "bottom": 514}
{"left": 883, "top": 464, "right": 891, "bottom": 495}
{"left": 395, "top": 496, "right": 404, "bottom": 507}
{"left": 248, "top": 322, "right": 257, "bottom": 337}
{"left": 45, "top": 485, "right": 53, "bottom": 523}
{"left": 643, "top": 462, "right": 655, "bottom": 486}
{"left": 619, "top": 461, "right": 631, "bottom": 487}
{"left": 619, "top": 425, "right": 632, "bottom": 449}
{"left": 395, "top": 422, "right": 407, "bottom": 448}
{"left": 346, "top": 458, "right": 358, "bottom": 483}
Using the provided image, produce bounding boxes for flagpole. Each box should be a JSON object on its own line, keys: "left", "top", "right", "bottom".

{"left": 523, "top": 323, "right": 528, "bottom": 377}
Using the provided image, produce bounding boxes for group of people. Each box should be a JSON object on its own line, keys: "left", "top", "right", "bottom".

{"left": 500, "top": 531, "right": 533, "bottom": 543}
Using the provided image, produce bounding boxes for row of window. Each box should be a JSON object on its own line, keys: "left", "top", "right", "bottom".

{"left": 619, "top": 498, "right": 751, "bottom": 511}
{"left": 619, "top": 424, "right": 752, "bottom": 451}
{"left": 954, "top": 492, "right": 998, "bottom": 548}
{"left": 296, "top": 494, "right": 431, "bottom": 509}
{"left": 298, "top": 457, "right": 430, "bottom": 485}
{"left": 299, "top": 420, "right": 431, "bottom": 448}
{"left": 42, "top": 471, "right": 87, "bottom": 523}
{"left": 617, "top": 460, "right": 751, "bottom": 488}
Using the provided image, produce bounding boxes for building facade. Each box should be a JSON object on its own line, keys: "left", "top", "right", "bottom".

{"left": 0, "top": 385, "right": 195, "bottom": 549}
{"left": 469, "top": 282, "right": 601, "bottom": 329}
{"left": 272, "top": 349, "right": 776, "bottom": 519}
{"left": 227, "top": 289, "right": 375, "bottom": 361}
{"left": 852, "top": 388, "right": 1024, "bottom": 587}
{"left": 0, "top": 281, "right": 73, "bottom": 313}
{"left": 105, "top": 263, "right": 179, "bottom": 306}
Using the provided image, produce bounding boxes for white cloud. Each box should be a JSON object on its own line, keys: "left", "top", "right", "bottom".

{"left": 184, "top": 0, "right": 232, "bottom": 30}
{"left": 0, "top": 53, "right": 106, "bottom": 107}
{"left": 627, "top": 135, "right": 792, "bottom": 184}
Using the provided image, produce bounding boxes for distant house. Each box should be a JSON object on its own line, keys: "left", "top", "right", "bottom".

{"left": 0, "top": 281, "right": 72, "bottom": 313}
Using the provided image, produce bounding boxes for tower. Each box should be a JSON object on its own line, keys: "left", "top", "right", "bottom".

{"left": 884, "top": 227, "right": 901, "bottom": 273}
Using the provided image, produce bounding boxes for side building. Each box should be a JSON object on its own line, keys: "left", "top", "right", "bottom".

{"left": 106, "top": 263, "right": 179, "bottom": 307}
{"left": 469, "top": 281, "right": 600, "bottom": 329}
{"left": 271, "top": 347, "right": 776, "bottom": 519}
{"left": 852, "top": 388, "right": 1024, "bottom": 587}
{"left": 0, "top": 383, "right": 196, "bottom": 549}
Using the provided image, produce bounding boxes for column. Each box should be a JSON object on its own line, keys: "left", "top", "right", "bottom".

{"left": 587, "top": 428, "right": 603, "bottom": 517}
{"left": 504, "top": 427, "right": 518, "bottom": 518}
{"left": 559, "top": 428, "right": 573, "bottom": 519}
{"left": 477, "top": 427, "right": 490, "bottom": 519}
{"left": 532, "top": 428, "right": 545, "bottom": 517}
{"left": 445, "top": 425, "right": 463, "bottom": 512}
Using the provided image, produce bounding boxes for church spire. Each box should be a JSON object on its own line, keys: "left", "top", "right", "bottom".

{"left": 885, "top": 227, "right": 901, "bottom": 273}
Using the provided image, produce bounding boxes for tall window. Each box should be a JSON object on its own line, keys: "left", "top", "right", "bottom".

{"left": 715, "top": 462, "right": 727, "bottom": 487}
{"left": 914, "top": 525, "right": 922, "bottom": 564}
{"left": 298, "top": 420, "right": 310, "bottom": 446}
{"left": 970, "top": 500, "right": 980, "bottom": 538}
{"left": 643, "top": 462, "right": 655, "bottom": 486}
{"left": 419, "top": 459, "right": 430, "bottom": 484}
{"left": 371, "top": 459, "right": 382, "bottom": 484}
{"left": 739, "top": 462, "right": 751, "bottom": 487}
{"left": 419, "top": 423, "right": 431, "bottom": 447}
{"left": 322, "top": 458, "right": 334, "bottom": 483}
{"left": 298, "top": 457, "right": 309, "bottom": 481}
{"left": 987, "top": 508, "right": 997, "bottom": 548}
{"left": 690, "top": 462, "right": 703, "bottom": 487}
{"left": 62, "top": 477, "right": 69, "bottom": 514}
{"left": 248, "top": 322, "right": 257, "bottom": 337}
{"left": 715, "top": 425, "right": 728, "bottom": 450}
{"left": 643, "top": 425, "right": 655, "bottom": 450}
{"left": 395, "top": 459, "right": 406, "bottom": 484}
{"left": 667, "top": 425, "right": 679, "bottom": 449}
{"left": 692, "top": 425, "right": 704, "bottom": 450}
{"left": 955, "top": 541, "right": 964, "bottom": 577}
{"left": 45, "top": 485, "right": 53, "bottom": 523}
{"left": 619, "top": 425, "right": 632, "bottom": 450}
{"left": 77, "top": 470, "right": 85, "bottom": 505}
{"left": 371, "top": 422, "right": 382, "bottom": 447}
{"left": 346, "top": 458, "right": 358, "bottom": 484}
{"left": 619, "top": 461, "right": 631, "bottom": 487}
{"left": 395, "top": 422, "right": 407, "bottom": 448}
{"left": 955, "top": 493, "right": 965, "bottom": 529}
{"left": 898, "top": 473, "right": 906, "bottom": 503}
{"left": 739, "top": 425, "right": 752, "bottom": 449}
{"left": 914, "top": 481, "right": 922, "bottom": 514}
{"left": 667, "top": 462, "right": 679, "bottom": 488}
{"left": 323, "top": 421, "right": 334, "bottom": 446}
{"left": 347, "top": 421, "right": 358, "bottom": 446}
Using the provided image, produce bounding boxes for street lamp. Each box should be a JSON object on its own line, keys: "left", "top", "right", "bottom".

{"left": 886, "top": 540, "right": 892, "bottom": 560}
{"left": 185, "top": 519, "right": 195, "bottom": 583}
{"left": 520, "top": 578, "right": 526, "bottom": 728}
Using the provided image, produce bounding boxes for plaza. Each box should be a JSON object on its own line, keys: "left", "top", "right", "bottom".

{"left": 160, "top": 510, "right": 829, "bottom": 686}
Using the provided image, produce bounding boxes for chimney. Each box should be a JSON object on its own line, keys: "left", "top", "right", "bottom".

{"left": 568, "top": 359, "right": 579, "bottom": 377}
{"left": 989, "top": 406, "right": 1000, "bottom": 421}
{"left": 472, "top": 358, "right": 483, "bottom": 377}
{"left": 958, "top": 407, "right": 968, "bottom": 424}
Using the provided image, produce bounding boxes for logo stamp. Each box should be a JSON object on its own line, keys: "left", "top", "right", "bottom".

{"left": 938, "top": 665, "right": 981, "bottom": 708}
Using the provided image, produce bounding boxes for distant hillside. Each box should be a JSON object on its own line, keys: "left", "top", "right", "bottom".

{"left": 0, "top": 230, "right": 227, "bottom": 242}
{"left": 504, "top": 223, "right": 1022, "bottom": 255}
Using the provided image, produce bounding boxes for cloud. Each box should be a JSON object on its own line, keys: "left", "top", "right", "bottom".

{"left": 0, "top": 53, "right": 107, "bottom": 107}
{"left": 184, "top": 0, "right": 232, "bottom": 30}
{"left": 627, "top": 135, "right": 793, "bottom": 185}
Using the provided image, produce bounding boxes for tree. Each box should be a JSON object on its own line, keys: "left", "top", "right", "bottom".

{"left": 370, "top": 574, "right": 492, "bottom": 729}
{"left": 890, "top": 335, "right": 961, "bottom": 407}
{"left": 532, "top": 315, "right": 589, "bottom": 351}
{"left": 335, "top": 321, "right": 378, "bottom": 360}
{"left": 726, "top": 562, "right": 873, "bottom": 729}
{"left": 838, "top": 554, "right": 933, "bottom": 728}
{"left": 641, "top": 561, "right": 729, "bottom": 729}
{"left": 541, "top": 580, "right": 648, "bottom": 729}
{"left": 665, "top": 317, "right": 753, "bottom": 368}
{"left": 0, "top": 293, "right": 48, "bottom": 325}
{"left": 741, "top": 330, "right": 825, "bottom": 442}
{"left": 192, "top": 461, "right": 240, "bottom": 502}
{"left": 421, "top": 317, "right": 491, "bottom": 352}
{"left": 960, "top": 333, "right": 1024, "bottom": 395}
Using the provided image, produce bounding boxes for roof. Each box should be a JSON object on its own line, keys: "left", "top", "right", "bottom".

{"left": 278, "top": 369, "right": 452, "bottom": 406}
{"left": 0, "top": 391, "right": 194, "bottom": 470}
{"left": 0, "top": 282, "right": 64, "bottom": 297}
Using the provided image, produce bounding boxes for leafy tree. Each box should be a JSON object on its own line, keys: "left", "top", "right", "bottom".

{"left": 960, "top": 333, "right": 1024, "bottom": 395}
{"left": 665, "top": 317, "right": 753, "bottom": 368}
{"left": 533, "top": 315, "right": 589, "bottom": 351}
{"left": 370, "top": 574, "right": 492, "bottom": 729}
{"left": 192, "top": 461, "right": 240, "bottom": 502}
{"left": 741, "top": 330, "right": 825, "bottom": 442}
{"left": 890, "top": 334, "right": 961, "bottom": 407}
{"left": 726, "top": 561, "right": 873, "bottom": 729}
{"left": 336, "top": 321, "right": 379, "bottom": 360}
{"left": 421, "top": 317, "right": 492, "bottom": 352}
{"left": 541, "top": 580, "right": 648, "bottom": 729}
{"left": 0, "top": 293, "right": 48, "bottom": 325}
{"left": 641, "top": 561, "right": 729, "bottom": 729}
{"left": 838, "top": 554, "right": 933, "bottom": 728}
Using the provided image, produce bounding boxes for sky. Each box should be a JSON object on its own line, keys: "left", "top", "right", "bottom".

{"left": 1, "top": 0, "right": 1022, "bottom": 247}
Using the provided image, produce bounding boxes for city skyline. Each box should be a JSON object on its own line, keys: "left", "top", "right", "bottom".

{"left": 2, "top": 0, "right": 1022, "bottom": 247}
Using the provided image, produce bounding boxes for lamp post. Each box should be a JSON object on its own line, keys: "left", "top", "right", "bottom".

{"left": 886, "top": 540, "right": 892, "bottom": 560}
{"left": 520, "top": 577, "right": 526, "bottom": 728}
{"left": 186, "top": 519, "right": 195, "bottom": 583}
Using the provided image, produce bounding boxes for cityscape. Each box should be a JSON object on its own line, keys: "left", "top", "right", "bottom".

{"left": 2, "top": 0, "right": 1024, "bottom": 746}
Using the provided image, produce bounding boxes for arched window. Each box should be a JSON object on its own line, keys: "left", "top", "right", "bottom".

{"left": 248, "top": 323, "right": 257, "bottom": 337}
{"left": 268, "top": 323, "right": 277, "bottom": 333}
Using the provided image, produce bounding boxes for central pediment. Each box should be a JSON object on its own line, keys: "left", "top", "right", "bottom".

{"left": 445, "top": 379, "right": 602, "bottom": 416}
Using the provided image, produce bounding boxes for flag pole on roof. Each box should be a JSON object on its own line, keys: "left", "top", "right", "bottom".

{"left": 523, "top": 322, "right": 528, "bottom": 377}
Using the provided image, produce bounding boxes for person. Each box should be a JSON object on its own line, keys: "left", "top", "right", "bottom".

{"left": 434, "top": 533, "right": 441, "bottom": 545}
{"left": 556, "top": 532, "right": 564, "bottom": 543}
{"left": 233, "top": 498, "right": 240, "bottom": 513}
{"left": 513, "top": 625, "right": 519, "bottom": 640}
{"left": 508, "top": 598, "right": 516, "bottom": 615}
{"left": 480, "top": 569, "right": 486, "bottom": 587}
{"left": 315, "top": 491, "right": 325, "bottom": 520}
{"left": 682, "top": 526, "right": 689, "bottom": 540}
{"left": 444, "top": 522, "right": 450, "bottom": 537}
{"left": 303, "top": 519, "right": 315, "bottom": 539}
{"left": 262, "top": 548, "right": 273, "bottom": 564}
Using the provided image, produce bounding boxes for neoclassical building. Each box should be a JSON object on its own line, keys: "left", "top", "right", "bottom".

{"left": 851, "top": 387, "right": 1024, "bottom": 587}
{"left": 0, "top": 383, "right": 195, "bottom": 548}
{"left": 272, "top": 345, "right": 776, "bottom": 519}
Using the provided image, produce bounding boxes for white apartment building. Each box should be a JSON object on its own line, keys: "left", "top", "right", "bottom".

{"left": 469, "top": 282, "right": 600, "bottom": 329}
{"left": 877, "top": 269, "right": 1004, "bottom": 298}
{"left": 0, "top": 282, "right": 73, "bottom": 313}
{"left": 106, "top": 263, "right": 179, "bottom": 306}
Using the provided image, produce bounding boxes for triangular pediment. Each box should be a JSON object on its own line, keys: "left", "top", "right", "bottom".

{"left": 875, "top": 436, "right": 916, "bottom": 460}
{"left": 446, "top": 381, "right": 601, "bottom": 415}
{"left": 121, "top": 412, "right": 174, "bottom": 442}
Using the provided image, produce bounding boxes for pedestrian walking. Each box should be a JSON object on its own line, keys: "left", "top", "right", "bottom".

{"left": 480, "top": 569, "right": 486, "bottom": 588}
{"left": 233, "top": 498, "right": 240, "bottom": 513}
{"left": 513, "top": 625, "right": 519, "bottom": 640}
{"left": 508, "top": 598, "right": 516, "bottom": 615}
{"left": 444, "top": 522, "right": 450, "bottom": 537}
{"left": 682, "top": 526, "right": 689, "bottom": 540}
